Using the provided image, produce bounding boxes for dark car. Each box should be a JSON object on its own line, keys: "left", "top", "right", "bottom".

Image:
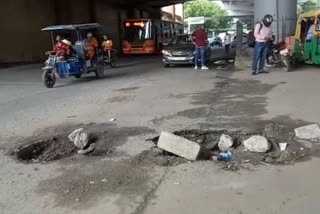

{"left": 162, "top": 34, "right": 211, "bottom": 67}
{"left": 210, "top": 36, "right": 223, "bottom": 47}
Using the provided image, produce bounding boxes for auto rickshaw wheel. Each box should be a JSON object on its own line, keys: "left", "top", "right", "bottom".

{"left": 95, "top": 64, "right": 105, "bottom": 79}
{"left": 42, "top": 69, "right": 56, "bottom": 88}
{"left": 74, "top": 74, "right": 81, "bottom": 78}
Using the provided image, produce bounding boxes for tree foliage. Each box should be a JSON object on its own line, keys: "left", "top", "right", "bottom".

{"left": 184, "top": 0, "right": 231, "bottom": 32}
{"left": 298, "top": 0, "right": 320, "bottom": 14}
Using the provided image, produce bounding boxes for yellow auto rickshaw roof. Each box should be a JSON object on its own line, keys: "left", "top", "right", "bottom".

{"left": 298, "top": 9, "right": 320, "bottom": 21}
{"left": 295, "top": 9, "right": 320, "bottom": 39}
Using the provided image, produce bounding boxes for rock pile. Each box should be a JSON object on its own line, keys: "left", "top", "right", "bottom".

{"left": 150, "top": 123, "right": 319, "bottom": 168}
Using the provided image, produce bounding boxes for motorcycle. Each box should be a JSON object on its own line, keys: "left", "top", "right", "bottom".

{"left": 265, "top": 41, "right": 291, "bottom": 72}
{"left": 103, "top": 49, "right": 118, "bottom": 67}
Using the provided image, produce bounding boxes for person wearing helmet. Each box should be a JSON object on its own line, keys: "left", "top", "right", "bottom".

{"left": 252, "top": 14, "right": 273, "bottom": 75}
{"left": 53, "top": 35, "right": 70, "bottom": 60}
{"left": 83, "top": 32, "right": 98, "bottom": 59}
{"left": 102, "top": 34, "right": 113, "bottom": 62}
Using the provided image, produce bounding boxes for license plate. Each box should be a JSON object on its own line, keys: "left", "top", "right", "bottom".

{"left": 171, "top": 57, "right": 189, "bottom": 60}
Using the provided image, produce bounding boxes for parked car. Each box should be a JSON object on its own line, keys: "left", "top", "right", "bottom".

{"left": 210, "top": 36, "right": 223, "bottom": 47}
{"left": 162, "top": 34, "right": 236, "bottom": 67}
{"left": 162, "top": 34, "right": 211, "bottom": 67}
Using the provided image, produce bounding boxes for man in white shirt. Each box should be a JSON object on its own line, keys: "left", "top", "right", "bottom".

{"left": 224, "top": 32, "right": 232, "bottom": 56}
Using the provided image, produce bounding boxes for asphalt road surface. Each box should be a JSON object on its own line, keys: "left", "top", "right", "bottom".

{"left": 1, "top": 56, "right": 320, "bottom": 214}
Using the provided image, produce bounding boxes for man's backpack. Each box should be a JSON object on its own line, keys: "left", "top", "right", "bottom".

{"left": 247, "top": 22, "right": 263, "bottom": 48}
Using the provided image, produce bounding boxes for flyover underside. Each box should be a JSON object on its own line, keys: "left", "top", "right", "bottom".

{"left": 0, "top": 0, "right": 189, "bottom": 64}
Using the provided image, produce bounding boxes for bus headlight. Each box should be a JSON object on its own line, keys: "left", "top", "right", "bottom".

{"left": 162, "top": 50, "right": 172, "bottom": 56}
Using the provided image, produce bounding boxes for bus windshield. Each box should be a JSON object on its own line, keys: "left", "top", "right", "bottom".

{"left": 123, "top": 21, "right": 152, "bottom": 42}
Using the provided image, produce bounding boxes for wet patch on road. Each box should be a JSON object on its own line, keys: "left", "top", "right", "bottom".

{"left": 107, "top": 96, "right": 134, "bottom": 103}
{"left": 114, "top": 87, "right": 140, "bottom": 92}
{"left": 151, "top": 76, "right": 277, "bottom": 129}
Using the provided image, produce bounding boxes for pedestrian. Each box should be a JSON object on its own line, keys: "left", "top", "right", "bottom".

{"left": 224, "top": 32, "right": 231, "bottom": 56}
{"left": 252, "top": 14, "right": 273, "bottom": 75}
{"left": 191, "top": 24, "right": 209, "bottom": 70}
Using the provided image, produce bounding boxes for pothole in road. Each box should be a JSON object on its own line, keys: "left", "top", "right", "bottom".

{"left": 15, "top": 137, "right": 78, "bottom": 162}
{"left": 143, "top": 123, "right": 315, "bottom": 168}
{"left": 11, "top": 123, "right": 154, "bottom": 163}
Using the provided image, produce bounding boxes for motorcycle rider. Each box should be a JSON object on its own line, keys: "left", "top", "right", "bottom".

{"left": 252, "top": 14, "right": 273, "bottom": 75}
{"left": 102, "top": 34, "right": 113, "bottom": 62}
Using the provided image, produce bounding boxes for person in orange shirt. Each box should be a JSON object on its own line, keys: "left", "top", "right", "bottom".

{"left": 83, "top": 32, "right": 98, "bottom": 59}
{"left": 102, "top": 34, "right": 113, "bottom": 62}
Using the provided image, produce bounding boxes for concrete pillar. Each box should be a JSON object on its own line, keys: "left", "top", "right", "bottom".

{"left": 254, "top": 0, "right": 297, "bottom": 41}
{"left": 236, "top": 21, "right": 243, "bottom": 56}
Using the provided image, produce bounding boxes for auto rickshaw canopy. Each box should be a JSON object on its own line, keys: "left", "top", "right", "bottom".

{"left": 295, "top": 9, "right": 320, "bottom": 40}
{"left": 42, "top": 23, "right": 101, "bottom": 31}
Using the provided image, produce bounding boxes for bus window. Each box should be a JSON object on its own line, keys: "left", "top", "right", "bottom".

{"left": 123, "top": 20, "right": 153, "bottom": 42}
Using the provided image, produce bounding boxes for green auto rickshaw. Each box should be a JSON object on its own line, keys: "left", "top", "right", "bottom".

{"left": 293, "top": 9, "right": 320, "bottom": 65}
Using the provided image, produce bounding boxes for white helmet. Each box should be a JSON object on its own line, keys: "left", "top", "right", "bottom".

{"left": 87, "top": 32, "right": 93, "bottom": 38}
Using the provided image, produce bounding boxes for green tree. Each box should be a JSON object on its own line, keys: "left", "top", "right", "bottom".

{"left": 184, "top": 0, "right": 231, "bottom": 32}
{"left": 298, "top": 0, "right": 320, "bottom": 14}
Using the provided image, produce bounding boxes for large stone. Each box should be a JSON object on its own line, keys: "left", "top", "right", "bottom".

{"left": 294, "top": 124, "right": 320, "bottom": 140}
{"left": 243, "top": 135, "right": 271, "bottom": 153}
{"left": 157, "top": 131, "right": 200, "bottom": 161}
{"left": 218, "top": 134, "right": 234, "bottom": 152}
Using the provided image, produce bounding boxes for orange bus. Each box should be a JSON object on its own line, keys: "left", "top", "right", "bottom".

{"left": 122, "top": 19, "right": 183, "bottom": 54}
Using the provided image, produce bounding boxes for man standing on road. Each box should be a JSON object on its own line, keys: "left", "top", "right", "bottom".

{"left": 191, "top": 25, "right": 209, "bottom": 70}
{"left": 252, "top": 14, "right": 273, "bottom": 75}
{"left": 224, "top": 32, "right": 232, "bottom": 56}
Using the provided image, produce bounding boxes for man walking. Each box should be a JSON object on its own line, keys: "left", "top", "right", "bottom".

{"left": 252, "top": 14, "right": 273, "bottom": 75}
{"left": 191, "top": 25, "right": 209, "bottom": 70}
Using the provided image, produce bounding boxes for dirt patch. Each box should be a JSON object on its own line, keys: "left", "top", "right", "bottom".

{"left": 36, "top": 157, "right": 157, "bottom": 209}
{"left": 15, "top": 137, "right": 77, "bottom": 162}
{"left": 133, "top": 148, "right": 188, "bottom": 167}
{"left": 11, "top": 123, "right": 154, "bottom": 163}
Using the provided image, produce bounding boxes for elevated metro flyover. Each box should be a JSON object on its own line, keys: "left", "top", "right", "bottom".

{"left": 0, "top": 0, "right": 189, "bottom": 64}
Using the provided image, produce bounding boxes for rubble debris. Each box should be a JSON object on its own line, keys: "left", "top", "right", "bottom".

{"left": 263, "top": 123, "right": 293, "bottom": 144}
{"left": 243, "top": 135, "right": 271, "bottom": 153}
{"left": 77, "top": 143, "right": 96, "bottom": 155}
{"left": 220, "top": 161, "right": 241, "bottom": 171}
{"left": 109, "top": 118, "right": 117, "bottom": 122}
{"left": 278, "top": 143, "right": 288, "bottom": 151}
{"left": 68, "top": 128, "right": 89, "bottom": 149}
{"left": 218, "top": 134, "right": 234, "bottom": 152}
{"left": 101, "top": 178, "right": 108, "bottom": 183}
{"left": 218, "top": 151, "right": 232, "bottom": 162}
{"left": 157, "top": 131, "right": 200, "bottom": 161}
{"left": 294, "top": 124, "right": 320, "bottom": 141}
